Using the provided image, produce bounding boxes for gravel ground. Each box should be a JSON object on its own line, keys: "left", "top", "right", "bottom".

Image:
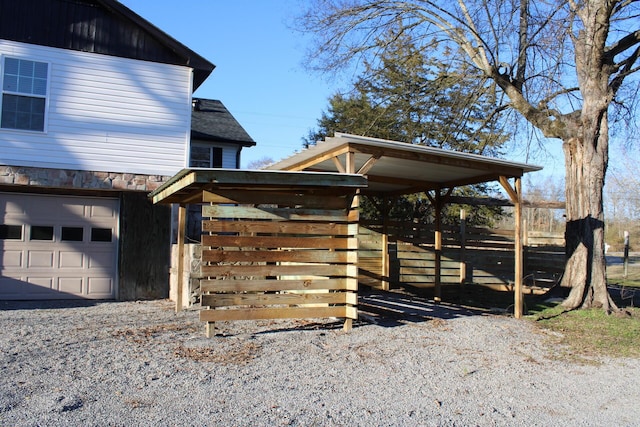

{"left": 1, "top": 293, "right": 640, "bottom": 427}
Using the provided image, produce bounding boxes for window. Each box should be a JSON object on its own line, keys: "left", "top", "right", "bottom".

{"left": 1, "top": 57, "right": 49, "bottom": 131}
{"left": 91, "top": 228, "right": 112, "bottom": 242}
{"left": 0, "top": 224, "right": 22, "bottom": 240}
{"left": 190, "top": 146, "right": 223, "bottom": 168}
{"left": 61, "top": 227, "right": 84, "bottom": 242}
{"left": 30, "top": 225, "right": 54, "bottom": 241}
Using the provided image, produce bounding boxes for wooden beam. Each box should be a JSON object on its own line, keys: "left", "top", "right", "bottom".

{"left": 200, "top": 305, "right": 358, "bottom": 322}
{"left": 332, "top": 156, "right": 346, "bottom": 173}
{"left": 175, "top": 204, "right": 186, "bottom": 313}
{"left": 499, "top": 176, "right": 524, "bottom": 319}
{"left": 151, "top": 172, "right": 196, "bottom": 204}
{"left": 280, "top": 145, "right": 351, "bottom": 171}
{"left": 434, "top": 192, "right": 443, "bottom": 303}
{"left": 357, "top": 154, "right": 381, "bottom": 175}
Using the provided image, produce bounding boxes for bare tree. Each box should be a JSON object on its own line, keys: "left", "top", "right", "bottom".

{"left": 298, "top": 0, "right": 640, "bottom": 311}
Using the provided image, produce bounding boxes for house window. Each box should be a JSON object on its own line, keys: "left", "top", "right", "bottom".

{"left": 190, "top": 146, "right": 223, "bottom": 168}
{"left": 1, "top": 57, "right": 49, "bottom": 131}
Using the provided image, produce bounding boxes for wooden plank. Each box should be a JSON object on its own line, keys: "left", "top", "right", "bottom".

{"left": 201, "top": 291, "right": 357, "bottom": 308}
{"left": 202, "top": 249, "right": 357, "bottom": 264}
{"left": 200, "top": 263, "right": 358, "bottom": 278}
{"left": 200, "top": 278, "right": 358, "bottom": 293}
{"left": 202, "top": 204, "right": 357, "bottom": 222}
{"left": 202, "top": 220, "right": 352, "bottom": 236}
{"left": 175, "top": 204, "right": 186, "bottom": 313}
{"left": 191, "top": 168, "right": 367, "bottom": 188}
{"left": 201, "top": 235, "right": 358, "bottom": 250}
{"left": 202, "top": 190, "right": 350, "bottom": 209}
{"left": 200, "top": 305, "right": 358, "bottom": 322}
{"left": 151, "top": 172, "right": 196, "bottom": 204}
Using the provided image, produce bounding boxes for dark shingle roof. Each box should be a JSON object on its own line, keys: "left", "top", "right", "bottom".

{"left": 191, "top": 98, "right": 256, "bottom": 147}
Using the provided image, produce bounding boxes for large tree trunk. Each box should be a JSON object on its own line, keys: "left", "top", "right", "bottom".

{"left": 560, "top": 108, "right": 617, "bottom": 311}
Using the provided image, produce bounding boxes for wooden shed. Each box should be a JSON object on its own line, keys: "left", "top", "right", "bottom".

{"left": 151, "top": 168, "right": 367, "bottom": 335}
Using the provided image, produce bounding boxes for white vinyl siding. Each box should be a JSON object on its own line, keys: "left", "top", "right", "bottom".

{"left": 0, "top": 40, "right": 192, "bottom": 176}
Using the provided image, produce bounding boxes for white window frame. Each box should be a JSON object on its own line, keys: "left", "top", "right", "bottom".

{"left": 0, "top": 56, "right": 50, "bottom": 133}
{"left": 189, "top": 144, "right": 224, "bottom": 168}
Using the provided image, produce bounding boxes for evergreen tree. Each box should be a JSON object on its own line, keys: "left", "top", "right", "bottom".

{"left": 305, "top": 30, "right": 508, "bottom": 225}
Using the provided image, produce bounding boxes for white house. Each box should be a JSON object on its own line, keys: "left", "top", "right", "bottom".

{"left": 0, "top": 0, "right": 252, "bottom": 300}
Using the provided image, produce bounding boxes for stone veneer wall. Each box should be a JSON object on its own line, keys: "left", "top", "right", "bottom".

{"left": 0, "top": 165, "right": 170, "bottom": 191}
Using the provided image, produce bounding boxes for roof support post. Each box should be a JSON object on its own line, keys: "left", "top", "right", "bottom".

{"left": 175, "top": 203, "right": 187, "bottom": 313}
{"left": 434, "top": 193, "right": 443, "bottom": 303}
{"left": 499, "top": 176, "right": 524, "bottom": 318}
{"left": 427, "top": 189, "right": 452, "bottom": 303}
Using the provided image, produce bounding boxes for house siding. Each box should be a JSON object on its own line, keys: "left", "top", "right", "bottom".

{"left": 0, "top": 39, "right": 192, "bottom": 176}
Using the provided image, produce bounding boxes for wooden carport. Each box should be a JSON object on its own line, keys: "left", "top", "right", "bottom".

{"left": 266, "top": 133, "right": 542, "bottom": 318}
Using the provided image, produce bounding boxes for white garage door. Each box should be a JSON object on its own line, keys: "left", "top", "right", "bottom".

{"left": 0, "top": 193, "right": 119, "bottom": 300}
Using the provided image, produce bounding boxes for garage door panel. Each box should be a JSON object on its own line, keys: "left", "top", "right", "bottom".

{"left": 88, "top": 252, "right": 115, "bottom": 270}
{"left": 90, "top": 204, "right": 117, "bottom": 219}
{"left": 28, "top": 251, "right": 55, "bottom": 268}
{"left": 87, "top": 277, "right": 113, "bottom": 296}
{"left": 59, "top": 251, "right": 84, "bottom": 268}
{"left": 26, "top": 276, "right": 54, "bottom": 292}
{"left": 59, "top": 277, "right": 83, "bottom": 294}
{"left": 1, "top": 250, "right": 24, "bottom": 267}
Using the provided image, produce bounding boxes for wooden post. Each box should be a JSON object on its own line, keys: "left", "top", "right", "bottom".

{"left": 434, "top": 192, "right": 442, "bottom": 303}
{"left": 344, "top": 149, "right": 357, "bottom": 332}
{"left": 624, "top": 230, "right": 630, "bottom": 279}
{"left": 499, "top": 176, "right": 524, "bottom": 318}
{"left": 514, "top": 177, "right": 523, "bottom": 318}
{"left": 459, "top": 209, "right": 466, "bottom": 285}
{"left": 381, "top": 197, "right": 390, "bottom": 291}
{"left": 176, "top": 203, "right": 186, "bottom": 313}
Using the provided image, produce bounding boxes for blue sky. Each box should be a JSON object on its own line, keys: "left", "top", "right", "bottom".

{"left": 120, "top": 0, "right": 338, "bottom": 168}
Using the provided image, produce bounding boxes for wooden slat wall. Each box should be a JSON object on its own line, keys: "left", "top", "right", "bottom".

{"left": 359, "top": 220, "right": 565, "bottom": 290}
{"left": 200, "top": 190, "right": 359, "bottom": 328}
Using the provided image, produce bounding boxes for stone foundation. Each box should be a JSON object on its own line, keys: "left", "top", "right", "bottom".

{"left": 0, "top": 165, "right": 170, "bottom": 191}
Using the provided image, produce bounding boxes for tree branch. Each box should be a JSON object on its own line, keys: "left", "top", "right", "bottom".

{"left": 604, "top": 29, "right": 640, "bottom": 61}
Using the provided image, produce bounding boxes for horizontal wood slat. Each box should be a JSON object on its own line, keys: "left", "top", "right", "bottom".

{"left": 200, "top": 278, "right": 358, "bottom": 293}
{"left": 200, "top": 305, "right": 358, "bottom": 322}
{"left": 202, "top": 220, "right": 355, "bottom": 236}
{"left": 203, "top": 190, "right": 351, "bottom": 209}
{"left": 202, "top": 235, "right": 358, "bottom": 250}
{"left": 203, "top": 204, "right": 359, "bottom": 222}
{"left": 201, "top": 291, "right": 357, "bottom": 308}
{"left": 201, "top": 263, "right": 358, "bottom": 278}
{"left": 202, "top": 249, "right": 357, "bottom": 264}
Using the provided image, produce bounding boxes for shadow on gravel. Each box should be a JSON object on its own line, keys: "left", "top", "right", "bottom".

{"left": 357, "top": 289, "right": 488, "bottom": 327}
{"left": 0, "top": 299, "right": 106, "bottom": 311}
{"left": 249, "top": 289, "right": 490, "bottom": 335}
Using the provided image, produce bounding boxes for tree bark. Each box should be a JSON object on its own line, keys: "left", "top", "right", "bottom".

{"left": 560, "top": 111, "right": 617, "bottom": 311}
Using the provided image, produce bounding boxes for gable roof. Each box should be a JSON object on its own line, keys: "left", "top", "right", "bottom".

{"left": 191, "top": 98, "right": 256, "bottom": 147}
{"left": 0, "top": 0, "right": 214, "bottom": 90}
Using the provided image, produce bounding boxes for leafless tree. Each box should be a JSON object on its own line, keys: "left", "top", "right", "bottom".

{"left": 298, "top": 0, "right": 640, "bottom": 311}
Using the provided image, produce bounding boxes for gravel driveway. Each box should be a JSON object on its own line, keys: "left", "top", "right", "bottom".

{"left": 1, "top": 293, "right": 639, "bottom": 426}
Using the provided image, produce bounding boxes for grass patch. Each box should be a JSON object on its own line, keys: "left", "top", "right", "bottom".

{"left": 528, "top": 305, "right": 640, "bottom": 359}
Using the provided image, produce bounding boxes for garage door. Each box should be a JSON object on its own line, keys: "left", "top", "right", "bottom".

{"left": 0, "top": 193, "right": 119, "bottom": 300}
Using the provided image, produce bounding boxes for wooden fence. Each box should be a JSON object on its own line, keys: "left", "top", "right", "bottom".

{"left": 359, "top": 219, "right": 565, "bottom": 292}
{"left": 199, "top": 190, "right": 359, "bottom": 335}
